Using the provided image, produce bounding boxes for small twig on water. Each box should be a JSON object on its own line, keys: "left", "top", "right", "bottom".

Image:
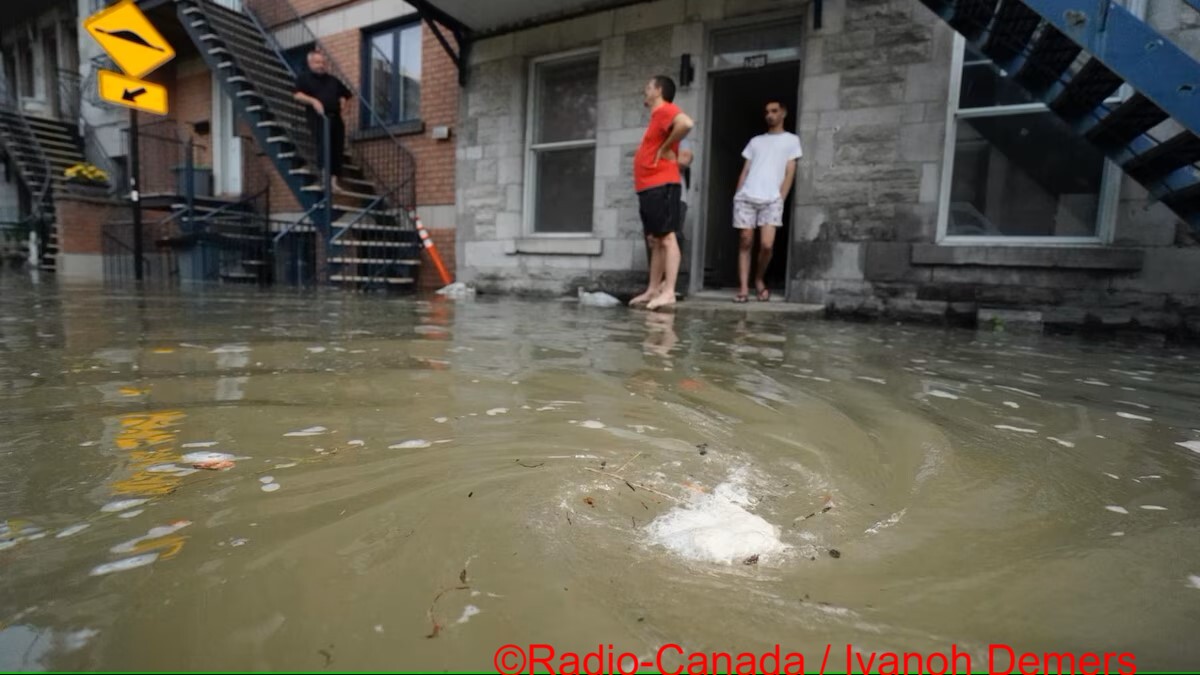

{"left": 614, "top": 452, "right": 643, "bottom": 474}
{"left": 426, "top": 583, "right": 471, "bottom": 638}
{"left": 584, "top": 468, "right": 682, "bottom": 503}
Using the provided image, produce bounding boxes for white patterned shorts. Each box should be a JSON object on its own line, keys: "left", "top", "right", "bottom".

{"left": 733, "top": 196, "right": 784, "bottom": 229}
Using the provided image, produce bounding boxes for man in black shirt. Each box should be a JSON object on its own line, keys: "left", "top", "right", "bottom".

{"left": 293, "top": 50, "right": 352, "bottom": 193}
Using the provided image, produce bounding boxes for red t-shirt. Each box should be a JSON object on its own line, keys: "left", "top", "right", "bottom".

{"left": 634, "top": 102, "right": 683, "bottom": 193}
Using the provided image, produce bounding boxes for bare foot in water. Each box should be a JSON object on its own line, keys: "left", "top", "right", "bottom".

{"left": 645, "top": 291, "right": 676, "bottom": 311}
{"left": 629, "top": 289, "right": 656, "bottom": 307}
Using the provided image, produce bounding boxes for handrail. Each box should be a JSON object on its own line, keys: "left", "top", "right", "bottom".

{"left": 0, "top": 68, "right": 54, "bottom": 224}
{"left": 243, "top": 0, "right": 417, "bottom": 212}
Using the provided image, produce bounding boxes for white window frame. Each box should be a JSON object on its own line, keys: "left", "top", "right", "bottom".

{"left": 522, "top": 47, "right": 600, "bottom": 238}
{"left": 936, "top": 32, "right": 1135, "bottom": 246}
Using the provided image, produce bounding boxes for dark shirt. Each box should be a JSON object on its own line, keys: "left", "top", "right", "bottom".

{"left": 295, "top": 71, "right": 351, "bottom": 118}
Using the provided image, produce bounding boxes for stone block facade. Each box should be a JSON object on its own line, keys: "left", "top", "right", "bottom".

{"left": 454, "top": 0, "right": 1200, "bottom": 330}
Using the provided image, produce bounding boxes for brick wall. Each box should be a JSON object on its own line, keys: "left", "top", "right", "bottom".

{"left": 57, "top": 194, "right": 119, "bottom": 256}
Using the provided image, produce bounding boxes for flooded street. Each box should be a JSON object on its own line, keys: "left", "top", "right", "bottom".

{"left": 1, "top": 273, "right": 1199, "bottom": 671}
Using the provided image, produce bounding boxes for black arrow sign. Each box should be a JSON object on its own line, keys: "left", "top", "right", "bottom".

{"left": 122, "top": 87, "right": 147, "bottom": 102}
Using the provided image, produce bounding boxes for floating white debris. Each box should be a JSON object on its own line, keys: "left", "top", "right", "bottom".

{"left": 307, "top": 347, "right": 327, "bottom": 354}
{"left": 210, "top": 345, "right": 251, "bottom": 354}
{"left": 1081, "top": 379, "right": 1110, "bottom": 387}
{"left": 434, "top": 417, "right": 449, "bottom": 423}
{"left": 117, "top": 510, "right": 143, "bottom": 519}
{"left": 181, "top": 441, "right": 219, "bottom": 449}
{"left": 1115, "top": 400, "right": 1151, "bottom": 410}
{"left": 261, "top": 483, "right": 281, "bottom": 493}
{"left": 928, "top": 390, "right": 959, "bottom": 400}
{"left": 284, "top": 426, "right": 327, "bottom": 437}
{"left": 1188, "top": 575, "right": 1200, "bottom": 590}
{"left": 1111, "top": 532, "right": 1125, "bottom": 537}
{"left": 181, "top": 451, "right": 236, "bottom": 464}
{"left": 486, "top": 408, "right": 508, "bottom": 416}
{"left": 645, "top": 470, "right": 788, "bottom": 565}
{"left": 111, "top": 521, "right": 192, "bottom": 554}
{"left": 1139, "top": 475, "right": 1163, "bottom": 480}
{"left": 389, "top": 440, "right": 432, "bottom": 450}
{"left": 994, "top": 425, "right": 1037, "bottom": 434}
{"left": 1140, "top": 505, "right": 1168, "bottom": 511}
{"left": 79, "top": 441, "right": 97, "bottom": 447}
{"left": 348, "top": 440, "right": 364, "bottom": 447}
{"left": 997, "top": 386, "right": 1041, "bottom": 398}
{"left": 865, "top": 509, "right": 906, "bottom": 536}
{"left": 1104, "top": 473, "right": 1120, "bottom": 480}
{"left": 90, "top": 553, "right": 159, "bottom": 576}
{"left": 1174, "top": 441, "right": 1200, "bottom": 455}
{"left": 578, "top": 288, "right": 621, "bottom": 307}
{"left": 579, "top": 420, "right": 606, "bottom": 429}
{"left": 456, "top": 605, "right": 482, "bottom": 624}
{"left": 56, "top": 523, "right": 90, "bottom": 539}
{"left": 857, "top": 376, "right": 887, "bottom": 385}
{"left": 374, "top": 625, "right": 384, "bottom": 634}
{"left": 1105, "top": 506, "right": 1129, "bottom": 514}
{"left": 274, "top": 462, "right": 298, "bottom": 469}
{"left": 1047, "top": 437, "right": 1075, "bottom": 448}
{"left": 1116, "top": 412, "right": 1153, "bottom": 422}
{"left": 1003, "top": 401, "right": 1020, "bottom": 409}
{"left": 259, "top": 476, "right": 275, "bottom": 484}
{"left": 230, "top": 538, "right": 248, "bottom": 547}
{"left": 100, "top": 499, "right": 149, "bottom": 513}
{"left": 436, "top": 282, "right": 475, "bottom": 298}
{"left": 535, "top": 406, "right": 557, "bottom": 412}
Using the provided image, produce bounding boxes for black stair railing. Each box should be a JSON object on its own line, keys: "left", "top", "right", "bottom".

{"left": 244, "top": 0, "right": 418, "bottom": 216}
{"left": 0, "top": 67, "right": 53, "bottom": 226}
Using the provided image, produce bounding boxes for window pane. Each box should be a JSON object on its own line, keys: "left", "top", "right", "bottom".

{"left": 370, "top": 32, "right": 396, "bottom": 124}
{"left": 711, "top": 20, "right": 804, "bottom": 70}
{"left": 534, "top": 147, "right": 595, "bottom": 233}
{"left": 949, "top": 111, "right": 1105, "bottom": 237}
{"left": 535, "top": 57, "right": 598, "bottom": 144}
{"left": 399, "top": 24, "right": 422, "bottom": 122}
{"left": 959, "top": 45, "right": 1039, "bottom": 108}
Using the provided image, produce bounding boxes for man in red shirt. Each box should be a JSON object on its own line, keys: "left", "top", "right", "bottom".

{"left": 629, "top": 75, "right": 694, "bottom": 311}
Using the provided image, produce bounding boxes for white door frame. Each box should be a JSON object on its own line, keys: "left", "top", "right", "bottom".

{"left": 211, "top": 77, "right": 242, "bottom": 196}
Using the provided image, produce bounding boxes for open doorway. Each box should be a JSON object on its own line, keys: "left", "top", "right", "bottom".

{"left": 703, "top": 62, "right": 800, "bottom": 292}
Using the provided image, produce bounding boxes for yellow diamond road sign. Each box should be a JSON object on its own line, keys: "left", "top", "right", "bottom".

{"left": 98, "top": 70, "right": 169, "bottom": 116}
{"left": 85, "top": 0, "right": 175, "bottom": 80}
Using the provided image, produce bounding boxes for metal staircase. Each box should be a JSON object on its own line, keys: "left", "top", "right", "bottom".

{"left": 917, "top": 0, "right": 1200, "bottom": 231}
{"left": 173, "top": 0, "right": 421, "bottom": 290}
{"left": 0, "top": 73, "right": 56, "bottom": 270}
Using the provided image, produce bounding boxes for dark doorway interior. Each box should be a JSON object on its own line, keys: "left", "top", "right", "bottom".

{"left": 703, "top": 62, "right": 800, "bottom": 291}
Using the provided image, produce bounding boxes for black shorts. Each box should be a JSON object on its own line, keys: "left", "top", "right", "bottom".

{"left": 638, "top": 183, "right": 682, "bottom": 238}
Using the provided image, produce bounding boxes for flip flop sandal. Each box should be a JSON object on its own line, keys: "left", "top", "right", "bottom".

{"left": 756, "top": 289, "right": 771, "bottom": 302}
{"left": 733, "top": 295, "right": 749, "bottom": 304}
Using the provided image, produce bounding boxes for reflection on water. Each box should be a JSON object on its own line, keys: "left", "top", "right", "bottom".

{"left": 1, "top": 274, "right": 1199, "bottom": 670}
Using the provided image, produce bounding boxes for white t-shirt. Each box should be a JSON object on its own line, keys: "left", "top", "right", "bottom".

{"left": 736, "top": 132, "right": 803, "bottom": 203}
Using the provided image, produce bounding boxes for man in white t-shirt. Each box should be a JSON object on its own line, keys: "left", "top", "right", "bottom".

{"left": 732, "top": 100, "right": 802, "bottom": 303}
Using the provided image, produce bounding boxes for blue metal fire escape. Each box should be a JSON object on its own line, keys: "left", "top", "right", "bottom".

{"left": 917, "top": 0, "right": 1200, "bottom": 231}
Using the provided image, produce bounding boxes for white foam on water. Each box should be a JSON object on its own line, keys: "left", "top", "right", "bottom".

{"left": 117, "top": 510, "right": 143, "bottom": 519}
{"left": 928, "top": 390, "right": 959, "bottom": 400}
{"left": 580, "top": 421, "right": 605, "bottom": 429}
{"left": 1104, "top": 473, "right": 1120, "bottom": 480}
{"left": 79, "top": 441, "right": 97, "bottom": 447}
{"left": 456, "top": 605, "right": 481, "bottom": 624}
{"left": 348, "top": 440, "right": 364, "bottom": 447}
{"left": 1115, "top": 400, "right": 1151, "bottom": 410}
{"left": 1117, "top": 412, "right": 1153, "bottom": 422}
{"left": 865, "top": 509, "right": 906, "bottom": 535}
{"left": 389, "top": 440, "right": 432, "bottom": 449}
{"left": 994, "top": 425, "right": 1037, "bottom": 434}
{"left": 1140, "top": 505, "right": 1168, "bottom": 511}
{"left": 1003, "top": 401, "right": 1020, "bottom": 409}
{"left": 64, "top": 628, "right": 99, "bottom": 652}
{"left": 261, "top": 483, "right": 281, "bottom": 493}
{"left": 643, "top": 468, "right": 789, "bottom": 565}
{"left": 284, "top": 426, "right": 328, "bottom": 437}
{"left": 1175, "top": 441, "right": 1200, "bottom": 455}
{"left": 1111, "top": 532, "right": 1124, "bottom": 537}
{"left": 100, "top": 499, "right": 149, "bottom": 513}
{"left": 857, "top": 376, "right": 887, "bottom": 385}
{"left": 260, "top": 476, "right": 275, "bottom": 484}
{"left": 210, "top": 345, "right": 251, "bottom": 354}
{"left": 1188, "top": 575, "right": 1200, "bottom": 590}
{"left": 181, "top": 451, "right": 236, "bottom": 464}
{"left": 1105, "top": 506, "right": 1129, "bottom": 514}
{"left": 181, "top": 441, "right": 218, "bottom": 448}
{"left": 486, "top": 408, "right": 508, "bottom": 416}
{"left": 90, "top": 553, "right": 159, "bottom": 576}
{"left": 1048, "top": 438, "right": 1075, "bottom": 448}
{"left": 1081, "top": 379, "right": 1110, "bottom": 387}
{"left": 434, "top": 417, "right": 449, "bottom": 423}
{"left": 111, "top": 521, "right": 192, "bottom": 554}
{"left": 56, "top": 523, "right": 90, "bottom": 539}
{"left": 997, "top": 386, "right": 1042, "bottom": 398}
{"left": 1139, "top": 475, "right": 1162, "bottom": 480}
{"left": 307, "top": 347, "right": 326, "bottom": 354}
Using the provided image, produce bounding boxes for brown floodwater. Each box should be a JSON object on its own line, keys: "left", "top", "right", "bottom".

{"left": 1, "top": 273, "right": 1198, "bottom": 671}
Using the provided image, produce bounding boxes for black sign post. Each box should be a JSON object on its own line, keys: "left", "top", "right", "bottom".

{"left": 129, "top": 109, "right": 143, "bottom": 281}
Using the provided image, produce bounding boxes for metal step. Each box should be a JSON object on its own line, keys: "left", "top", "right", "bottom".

{"left": 1048, "top": 59, "right": 1123, "bottom": 120}
{"left": 1085, "top": 93, "right": 1169, "bottom": 148}
{"left": 329, "top": 274, "right": 415, "bottom": 285}
{"left": 329, "top": 257, "right": 420, "bottom": 265}
{"left": 1014, "top": 25, "right": 1081, "bottom": 92}
{"left": 947, "top": 0, "right": 996, "bottom": 39}
{"left": 982, "top": 0, "right": 1041, "bottom": 64}
{"left": 1124, "top": 131, "right": 1200, "bottom": 182}
{"left": 332, "top": 239, "right": 419, "bottom": 248}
